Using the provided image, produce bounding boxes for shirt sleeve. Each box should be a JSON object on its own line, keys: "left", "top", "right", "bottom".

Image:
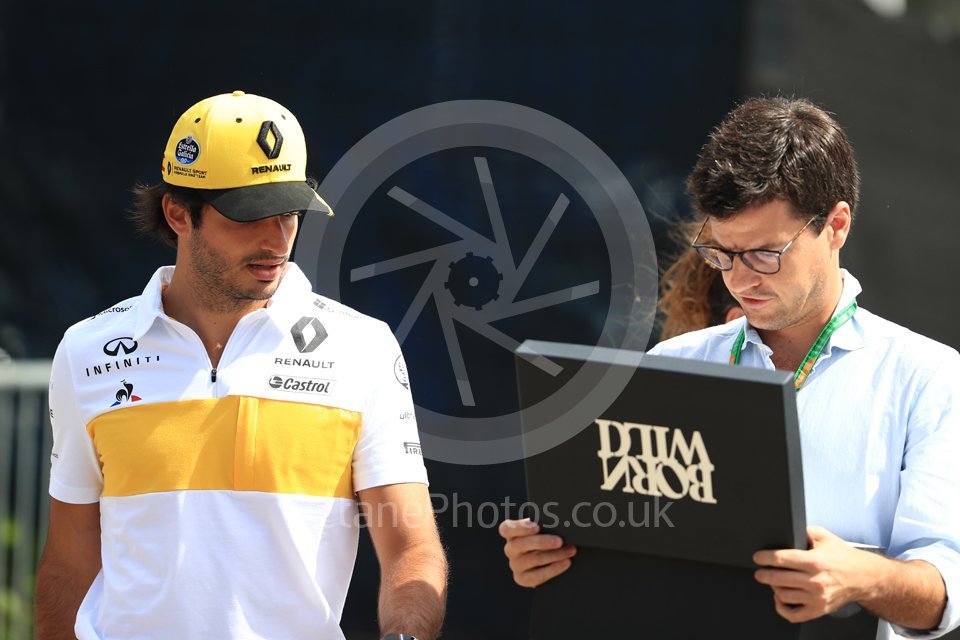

{"left": 887, "top": 353, "right": 960, "bottom": 638}
{"left": 48, "top": 338, "right": 103, "bottom": 503}
{"left": 351, "top": 321, "right": 428, "bottom": 493}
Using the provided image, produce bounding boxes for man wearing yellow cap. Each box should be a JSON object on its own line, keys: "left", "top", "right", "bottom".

{"left": 35, "top": 91, "right": 447, "bottom": 640}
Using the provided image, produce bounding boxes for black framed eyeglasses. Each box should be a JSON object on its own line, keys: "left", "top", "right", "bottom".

{"left": 691, "top": 215, "right": 820, "bottom": 275}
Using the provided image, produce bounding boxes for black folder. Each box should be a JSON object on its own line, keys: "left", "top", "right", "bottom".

{"left": 515, "top": 340, "right": 878, "bottom": 639}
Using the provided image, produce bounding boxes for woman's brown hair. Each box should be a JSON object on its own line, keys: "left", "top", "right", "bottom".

{"left": 658, "top": 219, "right": 739, "bottom": 340}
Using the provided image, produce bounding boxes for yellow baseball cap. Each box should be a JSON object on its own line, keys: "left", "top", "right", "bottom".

{"left": 161, "top": 91, "right": 332, "bottom": 222}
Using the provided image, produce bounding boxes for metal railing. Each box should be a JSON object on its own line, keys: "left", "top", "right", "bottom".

{"left": 0, "top": 360, "right": 52, "bottom": 640}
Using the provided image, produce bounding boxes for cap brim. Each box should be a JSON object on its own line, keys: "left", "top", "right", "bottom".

{"left": 199, "top": 182, "right": 333, "bottom": 222}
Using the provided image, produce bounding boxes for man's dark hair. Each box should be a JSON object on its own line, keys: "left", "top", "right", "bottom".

{"left": 129, "top": 183, "right": 205, "bottom": 248}
{"left": 686, "top": 97, "right": 860, "bottom": 232}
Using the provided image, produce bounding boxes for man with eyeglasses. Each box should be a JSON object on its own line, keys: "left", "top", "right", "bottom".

{"left": 500, "top": 97, "right": 960, "bottom": 638}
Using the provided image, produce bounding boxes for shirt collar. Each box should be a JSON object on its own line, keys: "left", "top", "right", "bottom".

{"left": 261, "top": 263, "right": 314, "bottom": 328}
{"left": 132, "top": 266, "right": 173, "bottom": 341}
{"left": 741, "top": 268, "right": 865, "bottom": 354}
{"left": 265, "top": 262, "right": 312, "bottom": 309}
{"left": 741, "top": 320, "right": 771, "bottom": 356}
{"left": 822, "top": 268, "right": 865, "bottom": 354}
{"left": 131, "top": 262, "right": 313, "bottom": 341}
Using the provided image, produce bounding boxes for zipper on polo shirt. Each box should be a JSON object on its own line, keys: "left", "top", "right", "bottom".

{"left": 162, "top": 308, "right": 267, "bottom": 397}
{"left": 161, "top": 321, "right": 228, "bottom": 397}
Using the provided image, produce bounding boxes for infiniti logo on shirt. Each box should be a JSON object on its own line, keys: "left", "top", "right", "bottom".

{"left": 104, "top": 337, "right": 138, "bottom": 356}
{"left": 85, "top": 337, "right": 160, "bottom": 378}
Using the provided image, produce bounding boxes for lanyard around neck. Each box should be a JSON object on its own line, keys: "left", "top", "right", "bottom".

{"left": 729, "top": 299, "right": 858, "bottom": 390}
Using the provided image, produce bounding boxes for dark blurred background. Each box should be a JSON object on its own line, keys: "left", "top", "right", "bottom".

{"left": 2, "top": 0, "right": 958, "bottom": 638}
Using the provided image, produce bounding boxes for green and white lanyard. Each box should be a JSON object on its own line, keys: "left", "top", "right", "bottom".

{"left": 729, "top": 299, "right": 858, "bottom": 390}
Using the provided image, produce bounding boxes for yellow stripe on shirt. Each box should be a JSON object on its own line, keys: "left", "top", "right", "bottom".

{"left": 87, "top": 396, "right": 361, "bottom": 498}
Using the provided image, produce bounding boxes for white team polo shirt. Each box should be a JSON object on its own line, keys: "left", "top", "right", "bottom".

{"left": 48, "top": 263, "right": 428, "bottom": 640}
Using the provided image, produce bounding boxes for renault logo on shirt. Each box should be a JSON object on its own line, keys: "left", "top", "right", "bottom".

{"left": 290, "top": 317, "right": 327, "bottom": 353}
{"left": 104, "top": 337, "right": 138, "bottom": 356}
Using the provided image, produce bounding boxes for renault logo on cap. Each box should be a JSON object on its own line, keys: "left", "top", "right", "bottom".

{"left": 257, "top": 121, "right": 284, "bottom": 159}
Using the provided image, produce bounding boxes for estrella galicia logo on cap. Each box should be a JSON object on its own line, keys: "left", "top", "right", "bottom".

{"left": 175, "top": 135, "right": 200, "bottom": 165}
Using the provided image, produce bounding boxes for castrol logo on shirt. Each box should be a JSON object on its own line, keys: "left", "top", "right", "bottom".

{"left": 268, "top": 374, "right": 334, "bottom": 395}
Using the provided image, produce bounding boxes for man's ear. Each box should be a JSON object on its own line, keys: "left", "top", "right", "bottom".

{"left": 826, "top": 201, "right": 852, "bottom": 251}
{"left": 162, "top": 193, "right": 193, "bottom": 238}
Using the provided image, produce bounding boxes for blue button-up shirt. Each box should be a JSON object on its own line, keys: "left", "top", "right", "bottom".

{"left": 650, "top": 270, "right": 960, "bottom": 639}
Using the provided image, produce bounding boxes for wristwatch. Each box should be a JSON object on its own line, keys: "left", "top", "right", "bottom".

{"left": 380, "top": 635, "right": 417, "bottom": 640}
